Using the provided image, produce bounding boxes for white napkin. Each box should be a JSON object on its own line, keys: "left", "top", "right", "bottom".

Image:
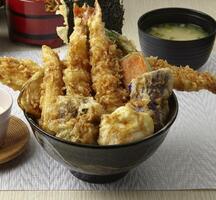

{"left": 0, "top": 49, "right": 216, "bottom": 190}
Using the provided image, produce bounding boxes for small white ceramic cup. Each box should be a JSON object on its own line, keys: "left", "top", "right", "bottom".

{"left": 0, "top": 89, "right": 13, "bottom": 146}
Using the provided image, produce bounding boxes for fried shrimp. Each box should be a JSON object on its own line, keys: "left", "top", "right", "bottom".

{"left": 39, "top": 47, "right": 77, "bottom": 137}
{"left": 1, "top": 2, "right": 186, "bottom": 145}
{"left": 88, "top": 0, "right": 128, "bottom": 113}
{"left": 53, "top": 4, "right": 104, "bottom": 144}
{"left": 63, "top": 4, "right": 92, "bottom": 97}
{"left": 40, "top": 45, "right": 65, "bottom": 132}
{"left": 0, "top": 57, "right": 39, "bottom": 91}
{"left": 147, "top": 57, "right": 216, "bottom": 94}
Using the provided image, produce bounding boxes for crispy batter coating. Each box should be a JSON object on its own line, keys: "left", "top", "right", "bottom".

{"left": 98, "top": 105, "right": 154, "bottom": 145}
{"left": 63, "top": 4, "right": 92, "bottom": 97}
{"left": 0, "top": 57, "right": 39, "bottom": 91}
{"left": 63, "top": 97, "right": 104, "bottom": 144}
{"left": 128, "top": 68, "right": 173, "bottom": 130}
{"left": 55, "top": 5, "right": 104, "bottom": 144}
{"left": 147, "top": 57, "right": 216, "bottom": 94}
{"left": 40, "top": 45, "right": 65, "bottom": 132}
{"left": 18, "top": 69, "right": 44, "bottom": 118}
{"left": 54, "top": 96, "right": 104, "bottom": 144}
{"left": 1, "top": 3, "right": 186, "bottom": 145}
{"left": 42, "top": 95, "right": 80, "bottom": 138}
{"left": 88, "top": 1, "right": 128, "bottom": 113}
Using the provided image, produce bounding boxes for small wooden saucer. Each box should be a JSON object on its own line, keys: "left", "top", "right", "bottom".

{"left": 0, "top": 116, "right": 30, "bottom": 164}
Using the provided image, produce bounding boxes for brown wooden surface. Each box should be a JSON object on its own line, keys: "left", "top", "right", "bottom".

{"left": 0, "top": 116, "right": 29, "bottom": 164}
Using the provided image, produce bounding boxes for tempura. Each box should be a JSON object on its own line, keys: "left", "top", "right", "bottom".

{"left": 40, "top": 45, "right": 65, "bottom": 133}
{"left": 88, "top": 0, "right": 128, "bottom": 113}
{"left": 0, "top": 57, "right": 39, "bottom": 91}
{"left": 63, "top": 4, "right": 92, "bottom": 97}
{"left": 147, "top": 57, "right": 216, "bottom": 94}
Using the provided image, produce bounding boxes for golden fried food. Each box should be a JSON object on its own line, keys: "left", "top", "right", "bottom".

{"left": 147, "top": 57, "right": 216, "bottom": 94}
{"left": 35, "top": 6, "right": 105, "bottom": 144}
{"left": 98, "top": 105, "right": 154, "bottom": 145}
{"left": 61, "top": 97, "right": 104, "bottom": 144}
{"left": 121, "top": 52, "right": 151, "bottom": 87}
{"left": 52, "top": 96, "right": 104, "bottom": 144}
{"left": 0, "top": 1, "right": 182, "bottom": 146}
{"left": 129, "top": 68, "right": 173, "bottom": 130}
{"left": 42, "top": 95, "right": 80, "bottom": 140}
{"left": 63, "top": 4, "right": 92, "bottom": 97}
{"left": 0, "top": 57, "right": 39, "bottom": 91}
{"left": 18, "top": 69, "right": 44, "bottom": 118}
{"left": 40, "top": 45, "right": 65, "bottom": 132}
{"left": 88, "top": 0, "right": 128, "bottom": 113}
{"left": 52, "top": 4, "right": 104, "bottom": 144}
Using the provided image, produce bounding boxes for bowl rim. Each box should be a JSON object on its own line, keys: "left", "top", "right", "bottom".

{"left": 138, "top": 7, "right": 216, "bottom": 43}
{"left": 0, "top": 88, "right": 13, "bottom": 117}
{"left": 24, "top": 92, "right": 178, "bottom": 149}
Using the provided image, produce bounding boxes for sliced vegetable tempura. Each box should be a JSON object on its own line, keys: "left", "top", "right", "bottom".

{"left": 0, "top": 57, "right": 39, "bottom": 91}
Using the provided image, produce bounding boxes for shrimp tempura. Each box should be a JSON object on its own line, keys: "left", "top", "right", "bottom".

{"left": 147, "top": 57, "right": 216, "bottom": 94}
{"left": 40, "top": 45, "right": 64, "bottom": 132}
{"left": 47, "top": 5, "right": 104, "bottom": 144}
{"left": 63, "top": 4, "right": 92, "bottom": 97}
{"left": 88, "top": 0, "right": 128, "bottom": 113}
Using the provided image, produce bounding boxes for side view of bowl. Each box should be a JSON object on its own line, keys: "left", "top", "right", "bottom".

{"left": 138, "top": 8, "right": 216, "bottom": 69}
{"left": 24, "top": 92, "right": 178, "bottom": 184}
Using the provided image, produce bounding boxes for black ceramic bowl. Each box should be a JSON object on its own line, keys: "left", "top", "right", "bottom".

{"left": 138, "top": 8, "right": 216, "bottom": 69}
{"left": 24, "top": 93, "right": 178, "bottom": 184}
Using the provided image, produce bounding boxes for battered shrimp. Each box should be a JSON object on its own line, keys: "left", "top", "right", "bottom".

{"left": 88, "top": 0, "right": 128, "bottom": 113}
{"left": 63, "top": 4, "right": 92, "bottom": 97}
{"left": 39, "top": 47, "right": 77, "bottom": 136}
{"left": 147, "top": 57, "right": 216, "bottom": 94}
{"left": 40, "top": 45, "right": 65, "bottom": 132}
{"left": 39, "top": 5, "right": 104, "bottom": 144}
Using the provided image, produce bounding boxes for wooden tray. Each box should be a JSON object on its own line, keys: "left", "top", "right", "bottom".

{"left": 0, "top": 116, "right": 29, "bottom": 164}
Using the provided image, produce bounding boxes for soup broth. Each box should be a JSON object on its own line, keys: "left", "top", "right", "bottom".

{"left": 146, "top": 23, "right": 208, "bottom": 41}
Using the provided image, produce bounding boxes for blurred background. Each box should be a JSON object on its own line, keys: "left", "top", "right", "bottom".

{"left": 0, "top": 0, "right": 216, "bottom": 51}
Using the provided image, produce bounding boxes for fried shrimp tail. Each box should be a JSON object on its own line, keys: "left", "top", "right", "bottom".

{"left": 147, "top": 57, "right": 216, "bottom": 94}
{"left": 40, "top": 45, "right": 64, "bottom": 132}
{"left": 88, "top": 0, "right": 128, "bottom": 112}
{"left": 0, "top": 57, "right": 40, "bottom": 91}
{"left": 63, "top": 4, "right": 92, "bottom": 97}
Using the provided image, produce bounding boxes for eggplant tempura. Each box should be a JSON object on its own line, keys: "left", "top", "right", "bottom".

{"left": 0, "top": 1, "right": 215, "bottom": 145}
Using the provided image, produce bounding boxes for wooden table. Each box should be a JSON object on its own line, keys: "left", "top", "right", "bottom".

{"left": 0, "top": 0, "right": 216, "bottom": 199}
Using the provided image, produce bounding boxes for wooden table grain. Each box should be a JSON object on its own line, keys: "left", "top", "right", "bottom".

{"left": 0, "top": 0, "right": 216, "bottom": 199}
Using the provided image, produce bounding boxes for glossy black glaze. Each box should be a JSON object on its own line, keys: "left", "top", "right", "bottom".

{"left": 138, "top": 8, "right": 216, "bottom": 69}
{"left": 24, "top": 93, "right": 178, "bottom": 183}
